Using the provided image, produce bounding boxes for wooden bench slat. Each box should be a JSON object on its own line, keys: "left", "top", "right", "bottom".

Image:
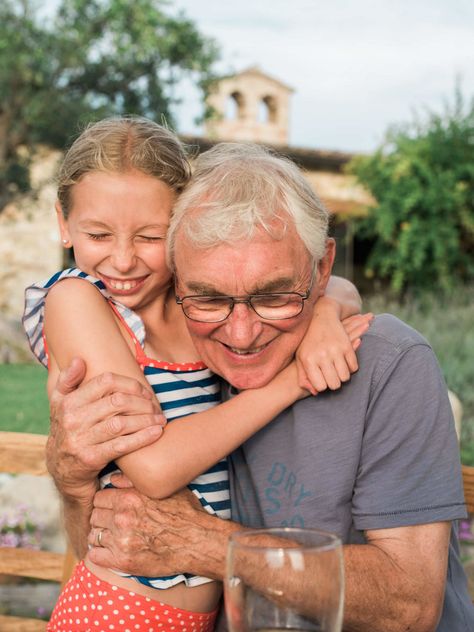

{"left": 0, "top": 430, "right": 79, "bottom": 626}
{"left": 0, "top": 614, "right": 47, "bottom": 631}
{"left": 0, "top": 432, "right": 48, "bottom": 476}
{"left": 0, "top": 548, "right": 65, "bottom": 582}
{"left": 462, "top": 465, "right": 474, "bottom": 514}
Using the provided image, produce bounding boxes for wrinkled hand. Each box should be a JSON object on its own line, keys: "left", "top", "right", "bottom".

{"left": 87, "top": 477, "right": 216, "bottom": 578}
{"left": 296, "top": 312, "right": 373, "bottom": 394}
{"left": 47, "top": 358, "right": 166, "bottom": 504}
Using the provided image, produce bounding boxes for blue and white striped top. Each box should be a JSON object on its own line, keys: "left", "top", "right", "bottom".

{"left": 23, "top": 268, "right": 230, "bottom": 589}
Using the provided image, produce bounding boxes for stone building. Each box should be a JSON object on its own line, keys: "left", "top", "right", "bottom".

{"left": 205, "top": 65, "right": 293, "bottom": 145}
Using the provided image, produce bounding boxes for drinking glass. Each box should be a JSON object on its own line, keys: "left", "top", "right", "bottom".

{"left": 225, "top": 527, "right": 344, "bottom": 632}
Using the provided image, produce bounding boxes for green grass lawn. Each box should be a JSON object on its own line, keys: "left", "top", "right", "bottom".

{"left": 0, "top": 364, "right": 49, "bottom": 435}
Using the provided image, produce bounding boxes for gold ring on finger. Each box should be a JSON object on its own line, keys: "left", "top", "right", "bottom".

{"left": 97, "top": 528, "right": 104, "bottom": 547}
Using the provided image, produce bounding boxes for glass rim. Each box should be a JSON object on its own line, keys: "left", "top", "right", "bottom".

{"left": 229, "top": 527, "right": 342, "bottom": 553}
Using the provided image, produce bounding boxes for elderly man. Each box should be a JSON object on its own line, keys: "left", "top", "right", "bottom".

{"left": 47, "top": 143, "right": 473, "bottom": 631}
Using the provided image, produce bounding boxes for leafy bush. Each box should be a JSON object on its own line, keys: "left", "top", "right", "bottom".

{"left": 350, "top": 88, "right": 474, "bottom": 294}
{"left": 0, "top": 0, "right": 219, "bottom": 208}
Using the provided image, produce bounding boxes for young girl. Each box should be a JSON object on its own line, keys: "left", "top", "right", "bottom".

{"left": 23, "top": 117, "right": 368, "bottom": 631}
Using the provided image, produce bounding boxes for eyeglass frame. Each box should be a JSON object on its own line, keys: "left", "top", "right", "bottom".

{"left": 175, "top": 274, "right": 316, "bottom": 323}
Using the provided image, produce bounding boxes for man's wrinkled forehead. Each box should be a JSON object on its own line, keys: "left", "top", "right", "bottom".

{"left": 173, "top": 217, "right": 311, "bottom": 275}
{"left": 182, "top": 273, "right": 304, "bottom": 297}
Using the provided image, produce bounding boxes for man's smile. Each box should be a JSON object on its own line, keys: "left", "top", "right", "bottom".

{"left": 220, "top": 340, "right": 273, "bottom": 359}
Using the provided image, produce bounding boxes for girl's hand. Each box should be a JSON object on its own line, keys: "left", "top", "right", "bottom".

{"left": 296, "top": 302, "right": 373, "bottom": 395}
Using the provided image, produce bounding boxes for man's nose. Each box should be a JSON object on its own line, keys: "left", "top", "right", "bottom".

{"left": 224, "top": 303, "right": 263, "bottom": 346}
{"left": 111, "top": 241, "right": 136, "bottom": 272}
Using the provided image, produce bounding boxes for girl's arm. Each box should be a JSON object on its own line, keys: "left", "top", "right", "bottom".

{"left": 44, "top": 279, "right": 306, "bottom": 500}
{"left": 325, "top": 275, "right": 362, "bottom": 318}
{"left": 296, "top": 275, "right": 372, "bottom": 394}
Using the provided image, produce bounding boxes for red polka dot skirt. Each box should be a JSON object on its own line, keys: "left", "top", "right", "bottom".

{"left": 48, "top": 561, "right": 218, "bottom": 631}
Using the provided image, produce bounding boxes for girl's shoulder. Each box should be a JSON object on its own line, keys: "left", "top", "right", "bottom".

{"left": 26, "top": 267, "right": 107, "bottom": 297}
{"left": 23, "top": 267, "right": 145, "bottom": 367}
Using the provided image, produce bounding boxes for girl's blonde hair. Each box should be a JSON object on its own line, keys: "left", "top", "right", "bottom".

{"left": 57, "top": 116, "right": 191, "bottom": 217}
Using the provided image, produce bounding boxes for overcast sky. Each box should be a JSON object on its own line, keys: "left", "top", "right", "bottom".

{"left": 171, "top": 0, "right": 474, "bottom": 153}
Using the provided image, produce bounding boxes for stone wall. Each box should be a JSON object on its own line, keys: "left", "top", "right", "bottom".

{"left": 0, "top": 148, "right": 63, "bottom": 359}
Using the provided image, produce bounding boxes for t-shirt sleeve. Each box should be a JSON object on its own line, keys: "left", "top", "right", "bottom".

{"left": 352, "top": 342, "right": 466, "bottom": 531}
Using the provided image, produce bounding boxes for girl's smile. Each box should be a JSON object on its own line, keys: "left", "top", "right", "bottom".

{"left": 98, "top": 273, "right": 150, "bottom": 295}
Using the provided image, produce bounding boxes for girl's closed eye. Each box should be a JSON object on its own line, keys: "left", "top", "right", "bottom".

{"left": 137, "top": 234, "right": 166, "bottom": 242}
{"left": 87, "top": 233, "right": 111, "bottom": 241}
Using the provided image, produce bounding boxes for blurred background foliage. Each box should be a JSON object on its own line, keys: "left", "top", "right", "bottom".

{"left": 349, "top": 88, "right": 474, "bottom": 295}
{"left": 0, "top": 0, "right": 219, "bottom": 208}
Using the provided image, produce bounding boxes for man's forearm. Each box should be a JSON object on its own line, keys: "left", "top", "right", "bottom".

{"left": 148, "top": 500, "right": 241, "bottom": 580}
{"left": 62, "top": 495, "right": 95, "bottom": 559}
{"left": 342, "top": 541, "right": 445, "bottom": 632}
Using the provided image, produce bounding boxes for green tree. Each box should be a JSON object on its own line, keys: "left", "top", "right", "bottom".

{"left": 349, "top": 89, "right": 474, "bottom": 294}
{"left": 0, "top": 0, "right": 219, "bottom": 208}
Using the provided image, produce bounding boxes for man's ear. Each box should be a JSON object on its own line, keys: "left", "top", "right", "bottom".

{"left": 55, "top": 200, "right": 72, "bottom": 247}
{"left": 316, "top": 238, "right": 336, "bottom": 295}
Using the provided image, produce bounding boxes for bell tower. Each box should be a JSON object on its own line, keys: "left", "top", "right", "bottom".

{"left": 205, "top": 66, "right": 293, "bottom": 145}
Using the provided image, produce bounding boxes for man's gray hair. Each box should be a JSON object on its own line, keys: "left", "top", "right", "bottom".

{"left": 167, "top": 143, "right": 329, "bottom": 271}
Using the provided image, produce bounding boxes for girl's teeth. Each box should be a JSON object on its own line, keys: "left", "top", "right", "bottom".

{"left": 110, "top": 280, "right": 137, "bottom": 290}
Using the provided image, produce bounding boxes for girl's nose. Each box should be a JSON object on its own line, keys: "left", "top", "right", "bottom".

{"left": 111, "top": 243, "right": 136, "bottom": 272}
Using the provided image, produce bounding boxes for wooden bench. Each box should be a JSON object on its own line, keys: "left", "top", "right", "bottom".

{"left": 462, "top": 465, "right": 474, "bottom": 516}
{"left": 0, "top": 431, "right": 77, "bottom": 631}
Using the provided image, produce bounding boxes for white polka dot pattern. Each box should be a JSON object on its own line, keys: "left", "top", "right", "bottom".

{"left": 47, "top": 562, "right": 218, "bottom": 632}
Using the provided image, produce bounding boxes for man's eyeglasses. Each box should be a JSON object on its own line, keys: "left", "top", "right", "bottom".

{"left": 176, "top": 282, "right": 314, "bottom": 323}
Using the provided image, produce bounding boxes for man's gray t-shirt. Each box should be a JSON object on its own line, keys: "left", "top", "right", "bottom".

{"left": 225, "top": 315, "right": 473, "bottom": 631}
